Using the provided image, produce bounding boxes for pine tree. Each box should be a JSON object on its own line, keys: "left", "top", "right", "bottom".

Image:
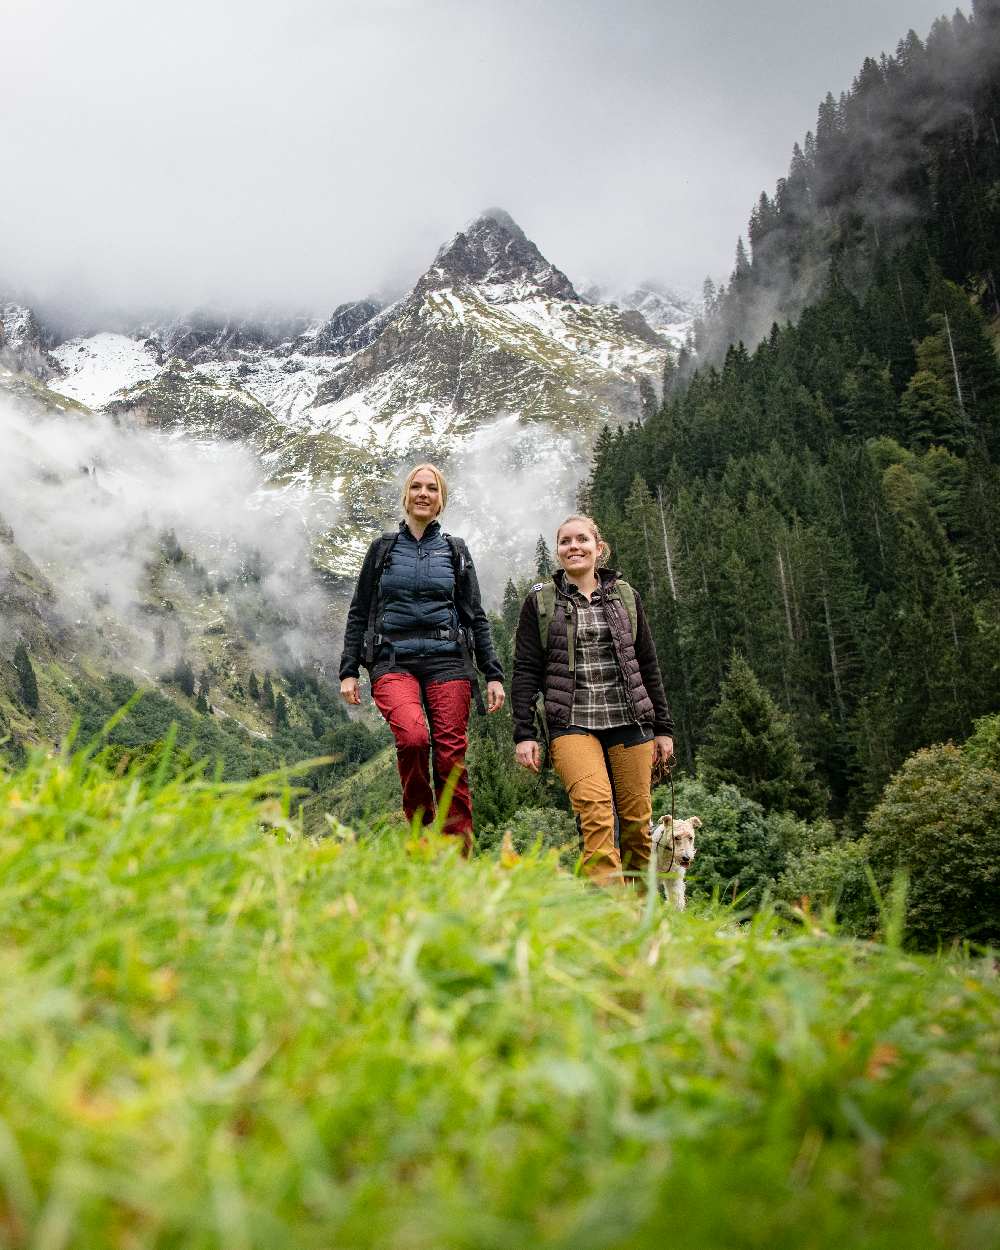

{"left": 248, "top": 671, "right": 260, "bottom": 701}
{"left": 13, "top": 642, "right": 38, "bottom": 709}
{"left": 467, "top": 731, "right": 522, "bottom": 829}
{"left": 638, "top": 375, "right": 658, "bottom": 424}
{"left": 198, "top": 671, "right": 211, "bottom": 700}
{"left": 661, "top": 354, "right": 678, "bottom": 404}
{"left": 697, "top": 653, "right": 825, "bottom": 817}
{"left": 195, "top": 691, "right": 209, "bottom": 714}
{"left": 162, "top": 529, "right": 183, "bottom": 563}
{"left": 502, "top": 579, "right": 521, "bottom": 632}
{"left": 274, "top": 692, "right": 289, "bottom": 729}
{"left": 733, "top": 237, "right": 751, "bottom": 278}
{"left": 262, "top": 672, "right": 275, "bottom": 710}
{"left": 840, "top": 352, "right": 898, "bottom": 440}
{"left": 922, "top": 281, "right": 1000, "bottom": 448}
{"left": 623, "top": 474, "right": 660, "bottom": 597}
{"left": 534, "top": 536, "right": 553, "bottom": 578}
{"left": 175, "top": 658, "right": 195, "bottom": 697}
{"left": 311, "top": 712, "right": 325, "bottom": 740}
{"left": 900, "top": 369, "right": 963, "bottom": 451}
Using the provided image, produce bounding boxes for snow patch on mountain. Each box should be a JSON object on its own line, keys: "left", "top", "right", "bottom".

{"left": 498, "top": 295, "right": 664, "bottom": 371}
{"left": 194, "top": 351, "right": 349, "bottom": 428}
{"left": 50, "top": 334, "right": 161, "bottom": 408}
{"left": 579, "top": 280, "right": 698, "bottom": 346}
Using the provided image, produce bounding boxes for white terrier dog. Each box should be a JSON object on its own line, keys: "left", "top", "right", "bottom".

{"left": 650, "top": 815, "right": 700, "bottom": 909}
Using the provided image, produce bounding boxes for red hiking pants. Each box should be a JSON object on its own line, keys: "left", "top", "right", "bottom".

{"left": 371, "top": 673, "right": 473, "bottom": 855}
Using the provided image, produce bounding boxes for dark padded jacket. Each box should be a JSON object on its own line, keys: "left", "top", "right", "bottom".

{"left": 511, "top": 569, "right": 674, "bottom": 743}
{"left": 339, "top": 520, "right": 504, "bottom": 681}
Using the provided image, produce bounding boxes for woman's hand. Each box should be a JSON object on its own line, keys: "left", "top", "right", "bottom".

{"left": 653, "top": 735, "right": 674, "bottom": 767}
{"left": 340, "top": 677, "right": 361, "bottom": 706}
{"left": 515, "top": 740, "right": 541, "bottom": 773}
{"left": 486, "top": 680, "right": 506, "bottom": 713}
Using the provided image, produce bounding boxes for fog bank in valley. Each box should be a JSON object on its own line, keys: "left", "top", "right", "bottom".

{"left": 0, "top": 394, "right": 342, "bottom": 672}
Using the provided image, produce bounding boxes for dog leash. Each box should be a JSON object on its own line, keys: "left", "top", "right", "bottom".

{"left": 652, "top": 754, "right": 677, "bottom": 877}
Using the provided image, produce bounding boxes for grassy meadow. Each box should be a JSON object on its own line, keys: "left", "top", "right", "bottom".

{"left": 1, "top": 740, "right": 998, "bottom": 1250}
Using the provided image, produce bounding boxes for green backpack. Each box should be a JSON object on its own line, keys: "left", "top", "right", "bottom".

{"left": 529, "top": 580, "right": 638, "bottom": 755}
{"left": 531, "top": 579, "right": 638, "bottom": 671}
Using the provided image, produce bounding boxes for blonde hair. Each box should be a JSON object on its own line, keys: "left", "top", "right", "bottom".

{"left": 400, "top": 463, "right": 448, "bottom": 517}
{"left": 555, "top": 514, "right": 611, "bottom": 567}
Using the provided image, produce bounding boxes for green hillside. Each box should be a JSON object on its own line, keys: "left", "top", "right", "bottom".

{"left": 1, "top": 745, "right": 998, "bottom": 1250}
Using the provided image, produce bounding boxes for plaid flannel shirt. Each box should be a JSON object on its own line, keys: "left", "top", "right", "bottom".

{"left": 565, "top": 583, "right": 634, "bottom": 730}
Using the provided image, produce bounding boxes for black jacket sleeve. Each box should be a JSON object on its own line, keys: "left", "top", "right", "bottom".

{"left": 339, "top": 540, "right": 381, "bottom": 680}
{"left": 455, "top": 550, "right": 504, "bottom": 682}
{"left": 633, "top": 591, "right": 674, "bottom": 737}
{"left": 511, "top": 593, "right": 546, "bottom": 742}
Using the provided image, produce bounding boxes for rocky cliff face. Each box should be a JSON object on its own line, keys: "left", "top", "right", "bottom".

{"left": 0, "top": 303, "right": 61, "bottom": 379}
{"left": 422, "top": 208, "right": 579, "bottom": 301}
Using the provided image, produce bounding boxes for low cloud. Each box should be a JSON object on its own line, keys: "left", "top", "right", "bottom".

{"left": 0, "top": 0, "right": 953, "bottom": 320}
{"left": 444, "top": 412, "right": 589, "bottom": 601}
{"left": 0, "top": 392, "right": 342, "bottom": 673}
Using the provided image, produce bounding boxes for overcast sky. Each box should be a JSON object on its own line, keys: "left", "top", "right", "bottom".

{"left": 2, "top": 0, "right": 956, "bottom": 319}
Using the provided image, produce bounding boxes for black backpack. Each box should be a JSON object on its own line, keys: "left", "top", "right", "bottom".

{"left": 362, "top": 530, "right": 485, "bottom": 712}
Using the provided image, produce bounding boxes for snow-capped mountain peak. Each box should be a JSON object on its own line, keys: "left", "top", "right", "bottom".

{"left": 22, "top": 209, "right": 680, "bottom": 576}
{"left": 425, "top": 208, "right": 579, "bottom": 303}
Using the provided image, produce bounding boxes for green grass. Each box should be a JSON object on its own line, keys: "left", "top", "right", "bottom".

{"left": 0, "top": 368, "right": 94, "bottom": 417}
{"left": 1, "top": 743, "right": 998, "bottom": 1249}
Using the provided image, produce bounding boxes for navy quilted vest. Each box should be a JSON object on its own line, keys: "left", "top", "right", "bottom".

{"left": 377, "top": 520, "right": 460, "bottom": 660}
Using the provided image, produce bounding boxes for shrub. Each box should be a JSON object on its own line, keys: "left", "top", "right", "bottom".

{"left": 655, "top": 775, "right": 825, "bottom": 907}
{"left": 477, "top": 805, "right": 578, "bottom": 863}
{"left": 963, "top": 711, "right": 1000, "bottom": 771}
{"left": 96, "top": 738, "right": 199, "bottom": 782}
{"left": 776, "top": 837, "right": 877, "bottom": 936}
{"left": 867, "top": 743, "right": 1000, "bottom": 948}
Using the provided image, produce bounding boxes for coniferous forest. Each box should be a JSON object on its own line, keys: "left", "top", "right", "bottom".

{"left": 451, "top": 1, "right": 1000, "bottom": 950}
{"left": 585, "top": 0, "right": 1000, "bottom": 826}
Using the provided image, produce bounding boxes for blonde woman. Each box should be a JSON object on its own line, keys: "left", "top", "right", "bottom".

{"left": 511, "top": 515, "right": 674, "bottom": 885}
{"left": 340, "top": 464, "right": 505, "bottom": 855}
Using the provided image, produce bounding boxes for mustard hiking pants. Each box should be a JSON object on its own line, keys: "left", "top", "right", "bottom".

{"left": 549, "top": 732, "right": 654, "bottom": 887}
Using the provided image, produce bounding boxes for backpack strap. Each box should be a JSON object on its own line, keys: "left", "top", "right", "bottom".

{"left": 611, "top": 580, "right": 638, "bottom": 640}
{"left": 363, "top": 531, "right": 398, "bottom": 667}
{"left": 443, "top": 532, "right": 485, "bottom": 715}
{"left": 532, "top": 581, "right": 576, "bottom": 671}
{"left": 532, "top": 582, "right": 555, "bottom": 651}
{"left": 443, "top": 532, "right": 469, "bottom": 581}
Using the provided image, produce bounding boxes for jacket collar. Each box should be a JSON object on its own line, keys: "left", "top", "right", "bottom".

{"left": 555, "top": 567, "right": 621, "bottom": 598}
{"left": 399, "top": 518, "right": 441, "bottom": 542}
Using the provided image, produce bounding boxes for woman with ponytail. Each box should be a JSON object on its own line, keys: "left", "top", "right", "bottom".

{"left": 511, "top": 515, "right": 673, "bottom": 885}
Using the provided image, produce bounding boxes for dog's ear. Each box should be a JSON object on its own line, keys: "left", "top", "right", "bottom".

{"left": 689, "top": 816, "right": 702, "bottom": 829}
